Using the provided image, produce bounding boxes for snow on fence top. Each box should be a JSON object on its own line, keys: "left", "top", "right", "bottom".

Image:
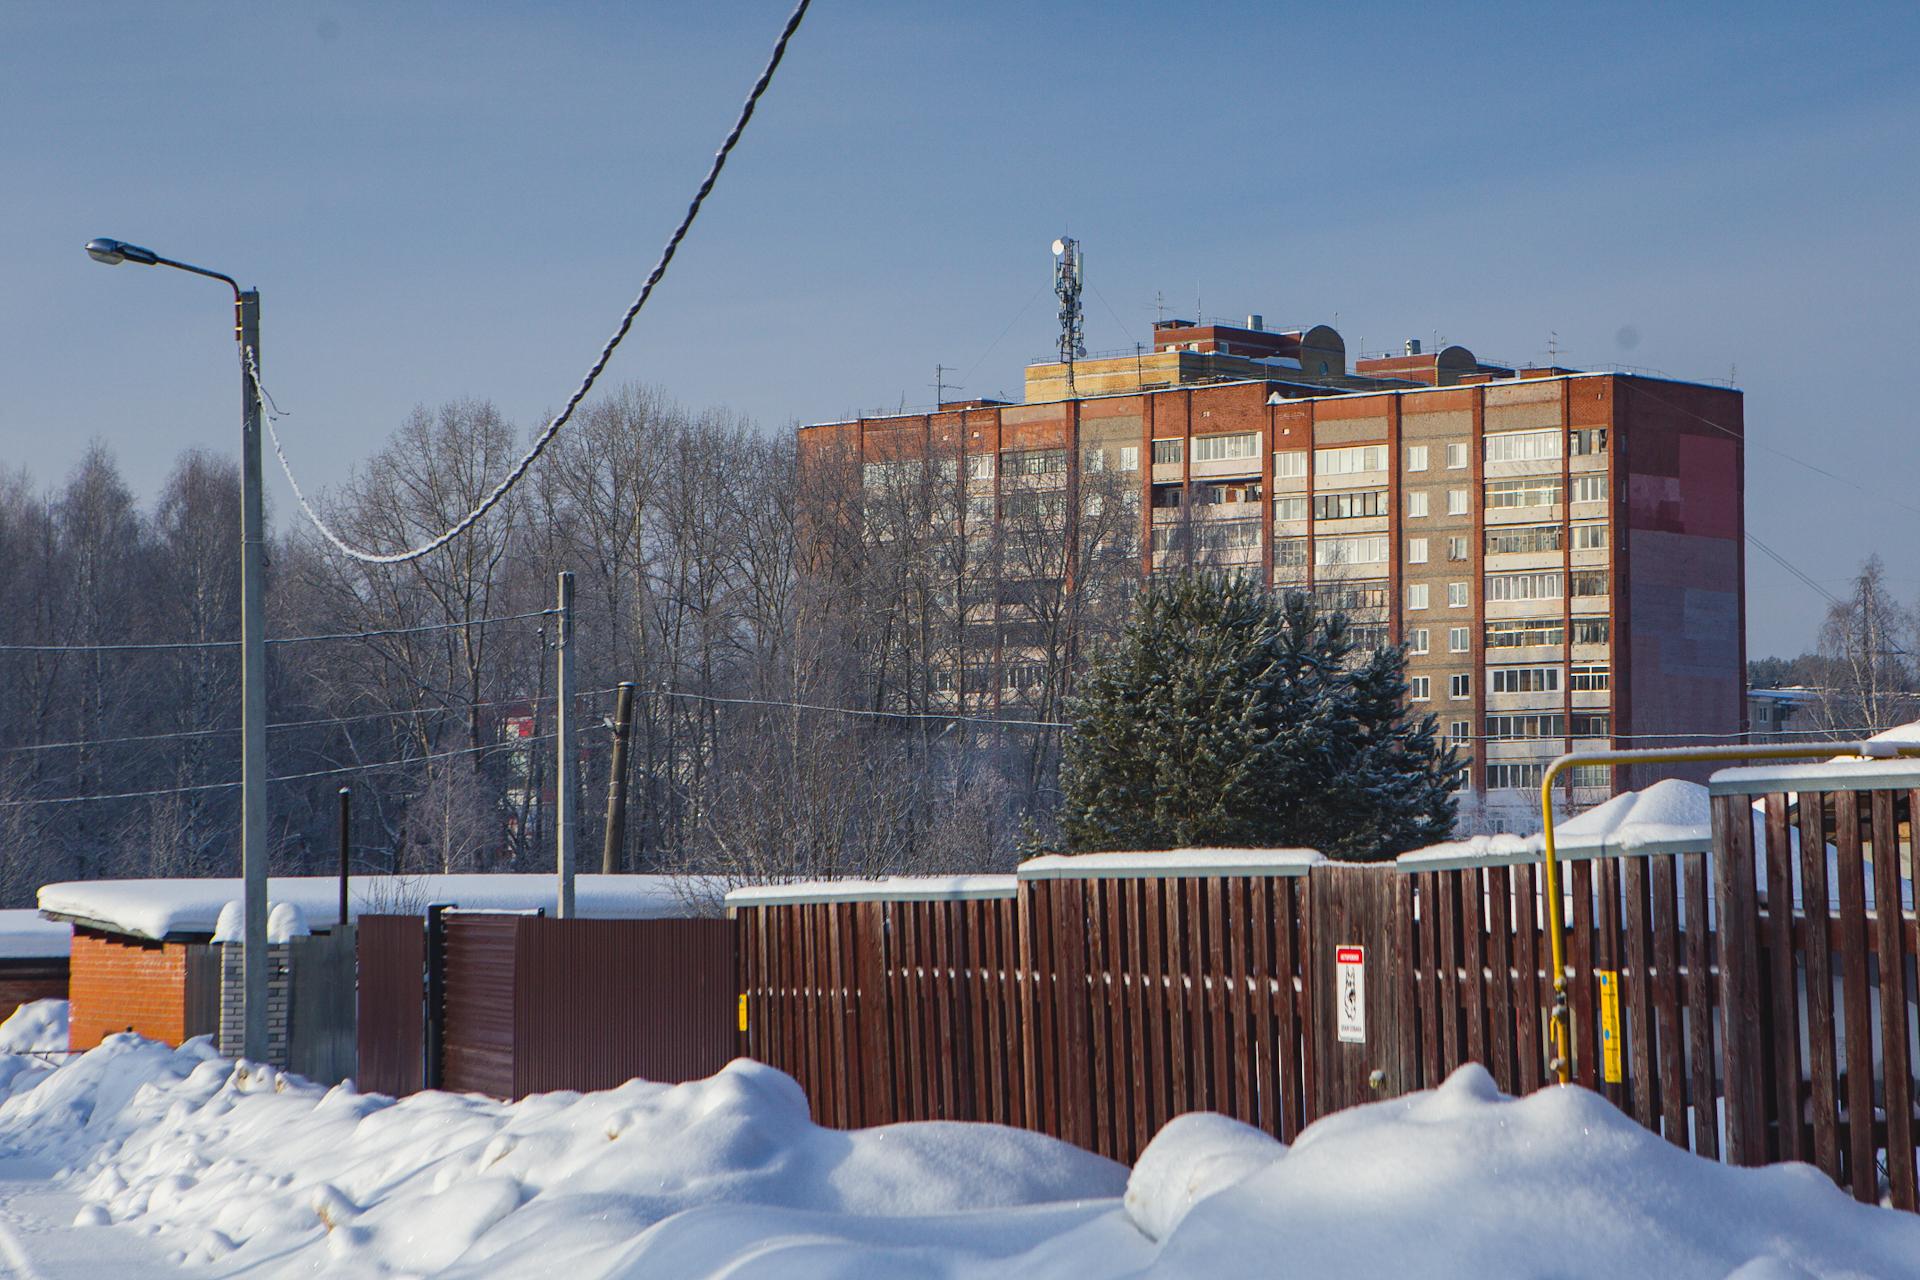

{"left": 1398, "top": 778, "right": 1713, "bottom": 871}
{"left": 0, "top": 909, "right": 71, "bottom": 959}
{"left": 1017, "top": 848, "right": 1324, "bottom": 881}
{"left": 38, "top": 873, "right": 694, "bottom": 942}
{"left": 1709, "top": 757, "right": 1920, "bottom": 797}
{"left": 725, "top": 875, "right": 1017, "bottom": 908}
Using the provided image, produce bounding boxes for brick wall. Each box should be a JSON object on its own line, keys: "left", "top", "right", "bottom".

{"left": 68, "top": 928, "right": 216, "bottom": 1050}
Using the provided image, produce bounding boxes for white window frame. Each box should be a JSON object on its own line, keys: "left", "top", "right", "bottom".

{"left": 1450, "top": 672, "right": 1472, "bottom": 699}
{"left": 1448, "top": 626, "right": 1471, "bottom": 653}
{"left": 1409, "top": 627, "right": 1430, "bottom": 655}
{"left": 1483, "top": 428, "right": 1562, "bottom": 463}
{"left": 1407, "top": 537, "right": 1429, "bottom": 564}
{"left": 1446, "top": 442, "right": 1470, "bottom": 469}
{"left": 1193, "top": 432, "right": 1259, "bottom": 463}
{"left": 1410, "top": 676, "right": 1431, "bottom": 702}
{"left": 1447, "top": 582, "right": 1469, "bottom": 608}
{"left": 1274, "top": 450, "right": 1307, "bottom": 479}
{"left": 1408, "top": 491, "right": 1429, "bottom": 518}
{"left": 1407, "top": 445, "right": 1430, "bottom": 472}
{"left": 1447, "top": 488, "right": 1469, "bottom": 516}
{"left": 1406, "top": 582, "right": 1429, "bottom": 610}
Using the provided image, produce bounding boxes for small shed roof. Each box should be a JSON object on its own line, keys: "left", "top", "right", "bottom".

{"left": 39, "top": 874, "right": 695, "bottom": 943}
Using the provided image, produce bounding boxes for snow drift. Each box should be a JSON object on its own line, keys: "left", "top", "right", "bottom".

{"left": 0, "top": 1036, "right": 1916, "bottom": 1277}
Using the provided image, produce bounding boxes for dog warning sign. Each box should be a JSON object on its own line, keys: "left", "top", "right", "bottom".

{"left": 1335, "top": 945, "right": 1365, "bottom": 1044}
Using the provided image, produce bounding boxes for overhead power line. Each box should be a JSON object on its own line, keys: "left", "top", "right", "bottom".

{"left": 257, "top": 0, "right": 813, "bottom": 565}
{"left": 0, "top": 735, "right": 553, "bottom": 811}
{"left": 0, "top": 609, "right": 554, "bottom": 655}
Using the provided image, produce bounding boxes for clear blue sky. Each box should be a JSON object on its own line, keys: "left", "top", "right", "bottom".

{"left": 3, "top": 1, "right": 1916, "bottom": 657}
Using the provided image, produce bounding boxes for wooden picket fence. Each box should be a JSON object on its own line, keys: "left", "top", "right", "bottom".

{"left": 733, "top": 770, "right": 1920, "bottom": 1209}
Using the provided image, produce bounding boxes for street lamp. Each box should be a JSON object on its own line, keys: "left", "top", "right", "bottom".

{"left": 86, "top": 235, "right": 270, "bottom": 1064}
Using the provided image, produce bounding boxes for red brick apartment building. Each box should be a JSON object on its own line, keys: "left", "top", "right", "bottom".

{"left": 799, "top": 318, "right": 1745, "bottom": 831}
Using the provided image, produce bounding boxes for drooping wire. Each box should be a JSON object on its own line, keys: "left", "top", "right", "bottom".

{"left": 254, "top": 0, "right": 813, "bottom": 565}
{"left": 0, "top": 609, "right": 554, "bottom": 654}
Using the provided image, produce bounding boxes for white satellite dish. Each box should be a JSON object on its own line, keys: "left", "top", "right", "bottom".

{"left": 1051, "top": 238, "right": 1067, "bottom": 256}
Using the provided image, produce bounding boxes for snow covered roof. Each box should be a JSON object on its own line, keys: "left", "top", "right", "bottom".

{"left": 1710, "top": 757, "right": 1920, "bottom": 797}
{"left": 1399, "top": 779, "right": 1713, "bottom": 871}
{"left": 725, "top": 876, "right": 1016, "bottom": 907}
{"left": 0, "top": 909, "right": 70, "bottom": 960}
{"left": 1018, "top": 848, "right": 1323, "bottom": 880}
{"left": 38, "top": 874, "right": 695, "bottom": 942}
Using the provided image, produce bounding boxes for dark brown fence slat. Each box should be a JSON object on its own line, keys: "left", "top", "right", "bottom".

{"left": 1277, "top": 877, "right": 1306, "bottom": 1135}
{"left": 1714, "top": 794, "right": 1767, "bottom": 1166}
{"left": 1439, "top": 869, "right": 1463, "bottom": 1074}
{"left": 1205, "top": 878, "right": 1231, "bottom": 1114}
{"left": 1570, "top": 860, "right": 1597, "bottom": 1090}
{"left": 1874, "top": 790, "right": 1916, "bottom": 1210}
{"left": 1682, "top": 849, "right": 1719, "bottom": 1161}
{"left": 356, "top": 915, "right": 425, "bottom": 1097}
{"left": 1623, "top": 856, "right": 1656, "bottom": 1131}
{"left": 1761, "top": 794, "right": 1803, "bottom": 1163}
{"left": 1515, "top": 862, "right": 1543, "bottom": 1095}
{"left": 1486, "top": 865, "right": 1515, "bottom": 1093}
{"left": 1595, "top": 856, "right": 1625, "bottom": 1113}
{"left": 1833, "top": 791, "right": 1877, "bottom": 1200}
{"left": 1797, "top": 795, "right": 1841, "bottom": 1181}
{"left": 1415, "top": 871, "right": 1441, "bottom": 1088}
{"left": 1650, "top": 854, "right": 1687, "bottom": 1148}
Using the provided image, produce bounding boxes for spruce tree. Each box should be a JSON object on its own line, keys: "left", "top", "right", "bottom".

{"left": 1056, "top": 574, "right": 1461, "bottom": 860}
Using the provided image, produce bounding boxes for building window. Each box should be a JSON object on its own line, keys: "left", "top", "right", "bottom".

{"left": 1349, "top": 624, "right": 1390, "bottom": 652}
{"left": 1570, "top": 569, "right": 1608, "bottom": 597}
{"left": 1194, "top": 520, "right": 1262, "bottom": 555}
{"left": 1408, "top": 491, "right": 1429, "bottom": 518}
{"left": 1450, "top": 672, "right": 1472, "bottom": 698}
{"left": 1312, "top": 488, "right": 1387, "bottom": 520}
{"left": 1193, "top": 432, "right": 1259, "bottom": 463}
{"left": 1315, "top": 535, "right": 1390, "bottom": 568}
{"left": 1448, "top": 581, "right": 1469, "bottom": 608}
{"left": 1119, "top": 445, "right": 1140, "bottom": 471}
{"left": 1408, "top": 537, "right": 1429, "bottom": 564}
{"left": 1196, "top": 478, "right": 1263, "bottom": 506}
{"left": 1004, "top": 448, "right": 1067, "bottom": 476}
{"left": 1485, "top": 570, "right": 1564, "bottom": 602}
{"left": 1571, "top": 663, "right": 1610, "bottom": 691}
{"left": 1485, "top": 477, "right": 1563, "bottom": 509}
{"left": 1410, "top": 676, "right": 1431, "bottom": 701}
{"left": 1314, "top": 582, "right": 1391, "bottom": 612}
{"left": 1570, "top": 712, "right": 1612, "bottom": 738}
{"left": 1446, "top": 536, "right": 1469, "bottom": 562}
{"left": 1448, "top": 626, "right": 1470, "bottom": 653}
{"left": 1407, "top": 583, "right": 1430, "bottom": 610}
{"left": 1407, "top": 445, "right": 1429, "bottom": 472}
{"left": 1274, "top": 537, "right": 1308, "bottom": 568}
{"left": 1569, "top": 763, "right": 1611, "bottom": 787}
{"left": 1446, "top": 442, "right": 1470, "bottom": 469}
{"left": 1447, "top": 488, "right": 1469, "bottom": 515}
{"left": 1486, "top": 619, "right": 1566, "bottom": 648}
{"left": 1152, "top": 438, "right": 1184, "bottom": 466}
{"left": 1274, "top": 450, "right": 1307, "bottom": 479}
{"left": 1483, "top": 428, "right": 1562, "bottom": 463}
{"left": 1152, "top": 484, "right": 1184, "bottom": 510}
{"left": 1573, "top": 617, "right": 1610, "bottom": 645}
{"left": 1314, "top": 443, "right": 1389, "bottom": 475}
{"left": 1572, "top": 522, "right": 1608, "bottom": 551}
{"left": 1409, "top": 627, "right": 1430, "bottom": 655}
{"left": 1485, "top": 712, "right": 1563, "bottom": 739}
{"left": 1488, "top": 762, "right": 1548, "bottom": 791}
{"left": 1484, "top": 524, "right": 1562, "bottom": 556}
{"left": 1274, "top": 495, "right": 1309, "bottom": 521}
{"left": 1448, "top": 720, "right": 1473, "bottom": 747}
{"left": 1571, "top": 474, "right": 1608, "bottom": 503}
{"left": 1491, "top": 665, "right": 1561, "bottom": 694}
{"left": 966, "top": 454, "right": 994, "bottom": 482}
{"left": 1571, "top": 428, "right": 1608, "bottom": 456}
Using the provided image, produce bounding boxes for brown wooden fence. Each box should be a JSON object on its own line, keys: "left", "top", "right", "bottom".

{"left": 357, "top": 910, "right": 737, "bottom": 1100}
{"left": 733, "top": 777, "right": 1919, "bottom": 1208}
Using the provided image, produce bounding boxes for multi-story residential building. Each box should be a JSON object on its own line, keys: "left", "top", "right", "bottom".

{"left": 799, "top": 317, "right": 1745, "bottom": 830}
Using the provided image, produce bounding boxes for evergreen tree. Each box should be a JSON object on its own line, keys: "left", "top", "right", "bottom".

{"left": 1056, "top": 574, "right": 1461, "bottom": 860}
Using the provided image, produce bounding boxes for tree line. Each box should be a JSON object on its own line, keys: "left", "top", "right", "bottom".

{"left": 0, "top": 386, "right": 1156, "bottom": 905}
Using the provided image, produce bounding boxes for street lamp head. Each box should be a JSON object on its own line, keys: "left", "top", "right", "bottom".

{"left": 85, "top": 237, "right": 158, "bottom": 267}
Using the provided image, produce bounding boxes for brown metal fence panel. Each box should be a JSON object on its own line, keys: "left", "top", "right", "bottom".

{"left": 512, "top": 916, "right": 736, "bottom": 1095}
{"left": 440, "top": 914, "right": 520, "bottom": 1096}
{"left": 290, "top": 925, "right": 358, "bottom": 1086}
{"left": 356, "top": 915, "right": 425, "bottom": 1097}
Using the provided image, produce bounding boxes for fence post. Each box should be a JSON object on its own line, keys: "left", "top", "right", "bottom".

{"left": 1710, "top": 794, "right": 1765, "bottom": 1165}
{"left": 424, "top": 904, "right": 449, "bottom": 1092}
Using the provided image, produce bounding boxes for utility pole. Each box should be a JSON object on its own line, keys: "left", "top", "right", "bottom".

{"left": 238, "top": 288, "right": 270, "bottom": 1062}
{"left": 337, "top": 787, "right": 351, "bottom": 931}
{"left": 932, "top": 364, "right": 960, "bottom": 409}
{"left": 554, "top": 571, "right": 577, "bottom": 917}
{"left": 601, "top": 681, "right": 636, "bottom": 874}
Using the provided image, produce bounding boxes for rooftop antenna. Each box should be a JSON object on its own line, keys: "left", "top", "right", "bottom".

{"left": 932, "top": 363, "right": 961, "bottom": 408}
{"left": 1546, "top": 330, "right": 1559, "bottom": 363}
{"left": 1052, "top": 237, "right": 1085, "bottom": 396}
{"left": 1153, "top": 291, "right": 1166, "bottom": 323}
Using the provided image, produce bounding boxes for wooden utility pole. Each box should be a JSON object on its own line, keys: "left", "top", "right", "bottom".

{"left": 601, "top": 682, "right": 636, "bottom": 874}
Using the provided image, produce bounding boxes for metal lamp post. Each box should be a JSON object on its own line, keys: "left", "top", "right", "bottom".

{"left": 85, "top": 237, "right": 270, "bottom": 1063}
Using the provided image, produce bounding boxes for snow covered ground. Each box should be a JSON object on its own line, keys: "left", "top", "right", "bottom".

{"left": 0, "top": 1035, "right": 1914, "bottom": 1277}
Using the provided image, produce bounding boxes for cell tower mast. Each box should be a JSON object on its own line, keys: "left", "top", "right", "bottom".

{"left": 1052, "top": 237, "right": 1085, "bottom": 395}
